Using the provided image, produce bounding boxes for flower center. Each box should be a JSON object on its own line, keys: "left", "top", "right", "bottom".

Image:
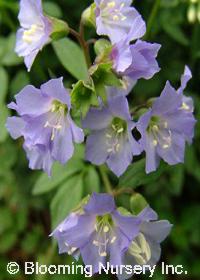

{"left": 22, "top": 24, "right": 44, "bottom": 44}
{"left": 100, "top": 1, "right": 127, "bottom": 22}
{"left": 181, "top": 102, "right": 190, "bottom": 111}
{"left": 93, "top": 214, "right": 116, "bottom": 257}
{"left": 128, "top": 233, "right": 151, "bottom": 265}
{"left": 44, "top": 100, "right": 67, "bottom": 141}
{"left": 105, "top": 117, "right": 127, "bottom": 154}
{"left": 147, "top": 116, "right": 172, "bottom": 149}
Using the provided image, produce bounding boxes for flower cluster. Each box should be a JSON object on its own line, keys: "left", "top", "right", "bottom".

{"left": 51, "top": 193, "right": 172, "bottom": 276}
{"left": 10, "top": 0, "right": 196, "bottom": 177}
{"left": 5, "top": 0, "right": 197, "bottom": 277}
{"left": 6, "top": 78, "right": 84, "bottom": 175}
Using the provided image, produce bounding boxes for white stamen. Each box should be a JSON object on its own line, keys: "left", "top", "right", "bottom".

{"left": 163, "top": 144, "right": 169, "bottom": 149}
{"left": 111, "top": 236, "right": 117, "bottom": 244}
{"left": 107, "top": 1, "right": 116, "bottom": 8}
{"left": 100, "top": 252, "right": 107, "bottom": 257}
{"left": 93, "top": 240, "right": 99, "bottom": 246}
{"left": 103, "top": 226, "right": 109, "bottom": 233}
{"left": 113, "top": 15, "right": 119, "bottom": 21}
{"left": 128, "top": 233, "right": 151, "bottom": 265}
{"left": 117, "top": 128, "right": 124, "bottom": 133}
{"left": 106, "top": 133, "right": 112, "bottom": 139}
{"left": 152, "top": 125, "right": 159, "bottom": 132}
{"left": 181, "top": 102, "right": 190, "bottom": 111}
{"left": 153, "top": 140, "right": 158, "bottom": 146}
{"left": 164, "top": 121, "right": 168, "bottom": 128}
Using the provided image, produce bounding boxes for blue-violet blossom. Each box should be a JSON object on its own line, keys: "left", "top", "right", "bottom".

{"left": 111, "top": 30, "right": 161, "bottom": 81}
{"left": 120, "top": 206, "right": 172, "bottom": 279}
{"left": 51, "top": 192, "right": 141, "bottom": 274}
{"left": 15, "top": 0, "right": 52, "bottom": 71}
{"left": 6, "top": 78, "right": 84, "bottom": 175}
{"left": 137, "top": 66, "right": 196, "bottom": 173}
{"left": 95, "top": 0, "right": 146, "bottom": 44}
{"left": 83, "top": 95, "right": 141, "bottom": 177}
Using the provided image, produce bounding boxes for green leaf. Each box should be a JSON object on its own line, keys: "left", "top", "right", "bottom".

{"left": 162, "top": 23, "right": 189, "bottom": 46}
{"left": 32, "top": 159, "right": 84, "bottom": 195}
{"left": 51, "top": 175, "right": 83, "bottom": 228}
{"left": 52, "top": 38, "right": 88, "bottom": 80}
{"left": 0, "top": 104, "right": 9, "bottom": 143}
{"left": 1, "top": 33, "right": 22, "bottom": 66}
{"left": 119, "top": 159, "right": 167, "bottom": 189}
{"left": 43, "top": 1, "right": 63, "bottom": 18}
{"left": 10, "top": 70, "right": 30, "bottom": 96}
{"left": 185, "top": 146, "right": 200, "bottom": 182}
{"left": 0, "top": 141, "right": 17, "bottom": 174}
{"left": 0, "top": 67, "right": 8, "bottom": 104}
{"left": 71, "top": 79, "right": 98, "bottom": 117}
{"left": 130, "top": 193, "right": 148, "bottom": 215}
{"left": 84, "top": 166, "right": 100, "bottom": 194}
{"left": 168, "top": 164, "right": 184, "bottom": 195}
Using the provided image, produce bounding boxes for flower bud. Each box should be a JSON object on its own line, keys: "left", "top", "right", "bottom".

{"left": 48, "top": 16, "right": 69, "bottom": 40}
{"left": 81, "top": 3, "right": 96, "bottom": 27}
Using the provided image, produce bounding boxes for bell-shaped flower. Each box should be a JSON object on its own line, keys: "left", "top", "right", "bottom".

{"left": 95, "top": 0, "right": 146, "bottom": 44}
{"left": 121, "top": 206, "right": 172, "bottom": 279}
{"left": 137, "top": 67, "right": 196, "bottom": 173}
{"left": 15, "top": 0, "right": 52, "bottom": 71}
{"left": 83, "top": 95, "right": 141, "bottom": 177}
{"left": 6, "top": 78, "right": 84, "bottom": 175}
{"left": 111, "top": 38, "right": 161, "bottom": 82}
{"left": 51, "top": 192, "right": 141, "bottom": 274}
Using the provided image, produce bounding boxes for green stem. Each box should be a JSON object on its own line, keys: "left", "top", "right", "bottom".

{"left": 113, "top": 188, "right": 136, "bottom": 197}
{"left": 144, "top": 0, "right": 161, "bottom": 40}
{"left": 79, "top": 20, "right": 91, "bottom": 68}
{"left": 98, "top": 165, "right": 113, "bottom": 194}
{"left": 69, "top": 23, "right": 91, "bottom": 68}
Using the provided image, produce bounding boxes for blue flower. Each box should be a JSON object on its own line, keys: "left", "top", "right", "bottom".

{"left": 137, "top": 66, "right": 196, "bottom": 173}
{"left": 83, "top": 96, "right": 141, "bottom": 176}
{"left": 51, "top": 192, "right": 141, "bottom": 274}
{"left": 15, "top": 0, "right": 52, "bottom": 71}
{"left": 6, "top": 78, "right": 84, "bottom": 175}
{"left": 95, "top": 0, "right": 146, "bottom": 44}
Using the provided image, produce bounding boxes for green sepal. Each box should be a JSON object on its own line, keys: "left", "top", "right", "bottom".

{"left": 117, "top": 207, "right": 133, "bottom": 217}
{"left": 72, "top": 195, "right": 91, "bottom": 214}
{"left": 94, "top": 39, "right": 112, "bottom": 56}
{"left": 90, "top": 63, "right": 122, "bottom": 87}
{"left": 81, "top": 3, "right": 96, "bottom": 27}
{"left": 71, "top": 79, "right": 99, "bottom": 118}
{"left": 130, "top": 193, "right": 148, "bottom": 215}
{"left": 48, "top": 16, "right": 69, "bottom": 40}
{"left": 89, "top": 62, "right": 123, "bottom": 103}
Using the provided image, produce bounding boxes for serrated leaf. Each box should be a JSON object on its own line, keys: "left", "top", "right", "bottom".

{"left": 51, "top": 175, "right": 83, "bottom": 228}
{"left": 52, "top": 38, "right": 88, "bottom": 80}
{"left": 119, "top": 159, "right": 167, "bottom": 189}
{"left": 32, "top": 159, "right": 84, "bottom": 195}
